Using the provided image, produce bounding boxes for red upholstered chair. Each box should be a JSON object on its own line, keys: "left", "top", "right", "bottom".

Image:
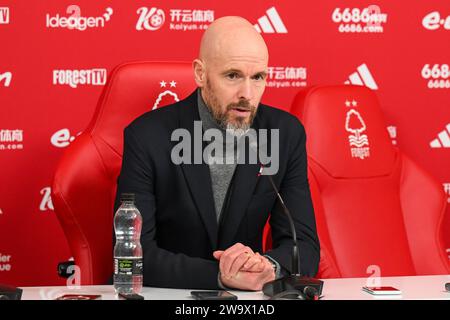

{"left": 290, "top": 85, "right": 449, "bottom": 279}
{"left": 52, "top": 61, "right": 196, "bottom": 285}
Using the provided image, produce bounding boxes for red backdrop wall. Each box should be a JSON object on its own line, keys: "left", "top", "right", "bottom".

{"left": 0, "top": 0, "right": 449, "bottom": 286}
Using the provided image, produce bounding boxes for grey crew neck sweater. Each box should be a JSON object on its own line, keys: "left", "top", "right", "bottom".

{"left": 197, "top": 90, "right": 238, "bottom": 223}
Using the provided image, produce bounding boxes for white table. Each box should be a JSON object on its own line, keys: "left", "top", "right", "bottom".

{"left": 20, "top": 275, "right": 450, "bottom": 300}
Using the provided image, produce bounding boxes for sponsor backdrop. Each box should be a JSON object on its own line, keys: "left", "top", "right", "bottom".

{"left": 0, "top": 0, "right": 449, "bottom": 286}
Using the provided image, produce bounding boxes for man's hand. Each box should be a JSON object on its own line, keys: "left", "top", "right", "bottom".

{"left": 220, "top": 262, "right": 275, "bottom": 291}
{"left": 213, "top": 243, "right": 275, "bottom": 291}
{"left": 213, "top": 243, "right": 264, "bottom": 276}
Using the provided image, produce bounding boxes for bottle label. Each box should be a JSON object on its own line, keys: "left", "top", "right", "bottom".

{"left": 114, "top": 258, "right": 143, "bottom": 276}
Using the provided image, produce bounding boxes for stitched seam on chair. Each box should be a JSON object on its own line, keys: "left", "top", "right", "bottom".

{"left": 398, "top": 153, "right": 446, "bottom": 275}
{"left": 398, "top": 152, "right": 432, "bottom": 275}
{"left": 90, "top": 61, "right": 190, "bottom": 135}
{"left": 434, "top": 178, "right": 450, "bottom": 273}
{"left": 54, "top": 179, "right": 94, "bottom": 284}
{"left": 89, "top": 61, "right": 189, "bottom": 172}
{"left": 91, "top": 62, "right": 140, "bottom": 134}
{"left": 308, "top": 168, "right": 342, "bottom": 278}
{"left": 301, "top": 85, "right": 320, "bottom": 128}
{"left": 396, "top": 153, "right": 418, "bottom": 274}
{"left": 95, "top": 135, "right": 122, "bottom": 159}
{"left": 89, "top": 134, "right": 113, "bottom": 182}
{"left": 308, "top": 153, "right": 398, "bottom": 180}
{"left": 55, "top": 136, "right": 112, "bottom": 283}
{"left": 90, "top": 61, "right": 156, "bottom": 134}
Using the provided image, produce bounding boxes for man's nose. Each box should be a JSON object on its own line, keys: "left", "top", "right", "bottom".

{"left": 237, "top": 78, "right": 254, "bottom": 101}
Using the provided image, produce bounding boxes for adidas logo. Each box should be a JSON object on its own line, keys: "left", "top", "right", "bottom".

{"left": 344, "top": 63, "right": 378, "bottom": 90}
{"left": 254, "top": 7, "right": 287, "bottom": 34}
{"left": 430, "top": 123, "right": 450, "bottom": 148}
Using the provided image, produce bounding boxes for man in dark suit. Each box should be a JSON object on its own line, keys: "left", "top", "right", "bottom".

{"left": 115, "top": 16, "right": 320, "bottom": 290}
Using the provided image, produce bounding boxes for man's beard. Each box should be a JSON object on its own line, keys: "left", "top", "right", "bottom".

{"left": 203, "top": 81, "right": 257, "bottom": 136}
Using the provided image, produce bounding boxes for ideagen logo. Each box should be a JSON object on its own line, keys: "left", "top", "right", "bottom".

{"left": 46, "top": 5, "right": 113, "bottom": 31}
{"left": 422, "top": 11, "right": 450, "bottom": 31}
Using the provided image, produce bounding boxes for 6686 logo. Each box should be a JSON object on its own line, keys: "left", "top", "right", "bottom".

{"left": 332, "top": 5, "right": 387, "bottom": 33}
{"left": 421, "top": 64, "right": 450, "bottom": 89}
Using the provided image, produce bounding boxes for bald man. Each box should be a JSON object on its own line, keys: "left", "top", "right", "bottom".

{"left": 115, "top": 16, "right": 320, "bottom": 290}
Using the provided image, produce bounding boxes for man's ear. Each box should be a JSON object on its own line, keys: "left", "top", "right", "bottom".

{"left": 193, "top": 59, "right": 206, "bottom": 87}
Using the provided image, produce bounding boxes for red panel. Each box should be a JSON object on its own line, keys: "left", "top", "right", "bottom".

{"left": 0, "top": 0, "right": 448, "bottom": 285}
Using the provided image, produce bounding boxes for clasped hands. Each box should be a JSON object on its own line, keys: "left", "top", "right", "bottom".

{"left": 213, "top": 243, "right": 275, "bottom": 291}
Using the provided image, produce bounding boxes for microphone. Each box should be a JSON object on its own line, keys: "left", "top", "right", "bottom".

{"left": 249, "top": 137, "right": 323, "bottom": 300}
{"left": 261, "top": 170, "right": 323, "bottom": 299}
{"left": 247, "top": 140, "right": 323, "bottom": 299}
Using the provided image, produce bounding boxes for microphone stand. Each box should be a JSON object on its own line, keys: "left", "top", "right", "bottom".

{"left": 261, "top": 173, "right": 324, "bottom": 299}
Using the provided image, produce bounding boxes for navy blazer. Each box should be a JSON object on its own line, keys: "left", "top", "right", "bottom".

{"left": 114, "top": 90, "right": 320, "bottom": 289}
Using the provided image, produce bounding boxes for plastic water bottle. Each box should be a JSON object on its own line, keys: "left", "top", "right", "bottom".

{"left": 113, "top": 193, "right": 143, "bottom": 294}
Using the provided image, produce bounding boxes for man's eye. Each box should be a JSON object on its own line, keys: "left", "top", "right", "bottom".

{"left": 253, "top": 74, "right": 265, "bottom": 81}
{"left": 226, "top": 73, "right": 239, "bottom": 80}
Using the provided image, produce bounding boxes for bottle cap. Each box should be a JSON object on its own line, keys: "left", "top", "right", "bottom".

{"left": 120, "top": 193, "right": 135, "bottom": 203}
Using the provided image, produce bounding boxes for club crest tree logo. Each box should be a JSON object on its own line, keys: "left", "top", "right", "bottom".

{"left": 346, "top": 109, "right": 369, "bottom": 147}
{"left": 345, "top": 108, "right": 370, "bottom": 159}
{"left": 152, "top": 80, "right": 180, "bottom": 110}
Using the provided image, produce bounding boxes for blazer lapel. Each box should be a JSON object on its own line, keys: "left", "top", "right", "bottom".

{"left": 178, "top": 91, "right": 218, "bottom": 250}
{"left": 218, "top": 162, "right": 261, "bottom": 248}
